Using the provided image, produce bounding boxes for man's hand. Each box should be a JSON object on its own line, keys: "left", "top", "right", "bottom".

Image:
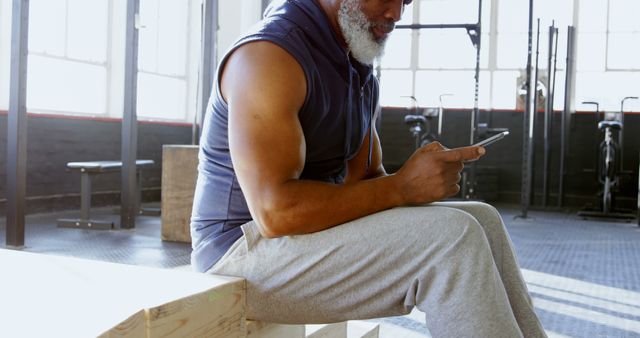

{"left": 394, "top": 142, "right": 485, "bottom": 204}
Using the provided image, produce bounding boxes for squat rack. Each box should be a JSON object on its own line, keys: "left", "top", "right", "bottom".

{"left": 519, "top": 0, "right": 577, "bottom": 218}
{"left": 396, "top": 0, "right": 484, "bottom": 199}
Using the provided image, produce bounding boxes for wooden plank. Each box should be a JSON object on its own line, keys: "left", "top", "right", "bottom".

{"left": 247, "top": 320, "right": 305, "bottom": 338}
{"left": 145, "top": 279, "right": 246, "bottom": 337}
{"left": 0, "top": 249, "right": 245, "bottom": 338}
{"left": 161, "top": 145, "right": 199, "bottom": 243}
{"left": 306, "top": 322, "right": 348, "bottom": 338}
{"left": 99, "top": 310, "right": 146, "bottom": 338}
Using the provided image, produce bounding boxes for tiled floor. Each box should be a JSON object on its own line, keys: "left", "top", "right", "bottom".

{"left": 1, "top": 204, "right": 639, "bottom": 337}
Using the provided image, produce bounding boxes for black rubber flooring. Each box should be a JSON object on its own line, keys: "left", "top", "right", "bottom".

{"left": 1, "top": 203, "right": 639, "bottom": 337}
{"left": 0, "top": 204, "right": 191, "bottom": 269}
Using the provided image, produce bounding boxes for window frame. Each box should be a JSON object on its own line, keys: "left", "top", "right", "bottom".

{"left": 378, "top": 0, "right": 640, "bottom": 112}
{"left": 136, "top": 0, "right": 194, "bottom": 121}
{"left": 378, "top": 0, "right": 496, "bottom": 109}
{"left": 25, "top": 0, "right": 111, "bottom": 116}
{"left": 10, "top": 0, "right": 201, "bottom": 122}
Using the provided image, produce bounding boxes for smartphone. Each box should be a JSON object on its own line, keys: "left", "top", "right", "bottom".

{"left": 473, "top": 131, "right": 509, "bottom": 147}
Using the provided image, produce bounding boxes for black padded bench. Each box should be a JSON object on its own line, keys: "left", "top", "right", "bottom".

{"left": 57, "top": 160, "right": 156, "bottom": 230}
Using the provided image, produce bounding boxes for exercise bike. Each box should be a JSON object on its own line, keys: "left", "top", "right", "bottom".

{"left": 597, "top": 118, "right": 621, "bottom": 214}
{"left": 403, "top": 94, "right": 456, "bottom": 151}
{"left": 403, "top": 96, "right": 439, "bottom": 150}
{"left": 578, "top": 98, "right": 637, "bottom": 221}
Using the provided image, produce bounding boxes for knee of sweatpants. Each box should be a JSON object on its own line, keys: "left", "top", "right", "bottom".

{"left": 457, "top": 202, "right": 505, "bottom": 232}
{"left": 460, "top": 201, "right": 501, "bottom": 219}
{"left": 420, "top": 207, "right": 490, "bottom": 252}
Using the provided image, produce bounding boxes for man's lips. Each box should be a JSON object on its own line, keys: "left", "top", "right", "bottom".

{"left": 372, "top": 24, "right": 394, "bottom": 40}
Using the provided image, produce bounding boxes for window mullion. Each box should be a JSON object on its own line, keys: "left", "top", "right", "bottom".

{"left": 106, "top": 0, "right": 113, "bottom": 116}
{"left": 410, "top": 1, "right": 420, "bottom": 100}
{"left": 155, "top": 0, "right": 161, "bottom": 73}
{"left": 184, "top": 0, "right": 193, "bottom": 122}
{"left": 605, "top": 0, "right": 610, "bottom": 71}
{"left": 488, "top": 0, "right": 499, "bottom": 108}
{"left": 64, "top": 0, "right": 70, "bottom": 57}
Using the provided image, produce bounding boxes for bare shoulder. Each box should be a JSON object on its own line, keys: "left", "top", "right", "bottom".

{"left": 221, "top": 41, "right": 307, "bottom": 111}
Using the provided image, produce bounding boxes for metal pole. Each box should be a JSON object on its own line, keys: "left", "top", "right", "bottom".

{"left": 465, "top": 0, "right": 482, "bottom": 200}
{"left": 6, "top": 0, "right": 30, "bottom": 248}
{"left": 558, "top": 26, "right": 577, "bottom": 208}
{"left": 542, "top": 23, "right": 556, "bottom": 207}
{"left": 194, "top": 0, "right": 218, "bottom": 145}
{"left": 135, "top": 170, "right": 142, "bottom": 214}
{"left": 519, "top": 0, "right": 534, "bottom": 218}
{"left": 397, "top": 23, "right": 478, "bottom": 30}
{"left": 528, "top": 19, "right": 541, "bottom": 206}
{"left": 121, "top": 0, "right": 140, "bottom": 229}
{"left": 550, "top": 27, "right": 559, "bottom": 131}
{"left": 80, "top": 173, "right": 91, "bottom": 221}
{"left": 549, "top": 27, "right": 560, "bottom": 204}
{"left": 470, "top": 0, "right": 482, "bottom": 146}
{"left": 551, "top": 28, "right": 559, "bottom": 112}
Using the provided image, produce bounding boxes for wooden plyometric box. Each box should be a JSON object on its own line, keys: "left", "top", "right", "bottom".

{"left": 162, "top": 145, "right": 199, "bottom": 243}
{"left": 100, "top": 310, "right": 146, "bottom": 338}
{"left": 246, "top": 320, "right": 305, "bottom": 338}
{"left": 0, "top": 250, "right": 245, "bottom": 338}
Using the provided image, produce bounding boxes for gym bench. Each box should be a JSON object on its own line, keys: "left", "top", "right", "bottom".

{"left": 57, "top": 160, "right": 156, "bottom": 230}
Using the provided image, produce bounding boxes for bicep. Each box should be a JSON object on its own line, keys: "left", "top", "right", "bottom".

{"left": 222, "top": 42, "right": 307, "bottom": 209}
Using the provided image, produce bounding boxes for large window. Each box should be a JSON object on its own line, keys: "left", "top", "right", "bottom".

{"left": 0, "top": 0, "right": 12, "bottom": 110}
{"left": 26, "top": 0, "right": 109, "bottom": 115}
{"left": 379, "top": 0, "right": 640, "bottom": 112}
{"left": 606, "top": 0, "right": 640, "bottom": 70}
{"left": 495, "top": 0, "right": 573, "bottom": 111}
{"left": 575, "top": 0, "right": 640, "bottom": 112}
{"left": 137, "top": 0, "right": 191, "bottom": 120}
{"left": 0, "top": 0, "right": 202, "bottom": 121}
{"left": 378, "top": 0, "right": 491, "bottom": 108}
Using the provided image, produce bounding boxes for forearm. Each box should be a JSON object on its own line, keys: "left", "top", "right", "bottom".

{"left": 253, "top": 174, "right": 402, "bottom": 237}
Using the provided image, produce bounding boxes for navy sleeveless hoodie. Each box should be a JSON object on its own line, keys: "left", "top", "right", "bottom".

{"left": 190, "top": 0, "right": 379, "bottom": 272}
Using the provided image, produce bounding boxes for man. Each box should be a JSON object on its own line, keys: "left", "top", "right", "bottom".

{"left": 191, "top": 0, "right": 547, "bottom": 336}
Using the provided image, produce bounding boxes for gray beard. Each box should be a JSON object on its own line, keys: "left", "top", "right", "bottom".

{"left": 337, "top": 0, "right": 388, "bottom": 65}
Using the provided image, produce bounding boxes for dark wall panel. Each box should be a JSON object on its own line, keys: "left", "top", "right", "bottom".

{"left": 380, "top": 108, "right": 640, "bottom": 209}
{"left": 0, "top": 114, "right": 192, "bottom": 215}
{"left": 1, "top": 109, "right": 638, "bottom": 215}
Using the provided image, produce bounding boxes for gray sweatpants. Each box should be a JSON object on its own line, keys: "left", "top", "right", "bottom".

{"left": 207, "top": 202, "right": 547, "bottom": 338}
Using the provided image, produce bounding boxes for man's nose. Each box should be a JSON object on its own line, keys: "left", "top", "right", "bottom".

{"left": 383, "top": 0, "right": 404, "bottom": 22}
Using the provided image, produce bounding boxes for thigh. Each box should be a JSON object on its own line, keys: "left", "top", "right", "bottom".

{"left": 208, "top": 206, "right": 492, "bottom": 324}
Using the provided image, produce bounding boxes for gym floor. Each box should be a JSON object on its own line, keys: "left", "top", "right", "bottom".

{"left": 1, "top": 204, "right": 639, "bottom": 338}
